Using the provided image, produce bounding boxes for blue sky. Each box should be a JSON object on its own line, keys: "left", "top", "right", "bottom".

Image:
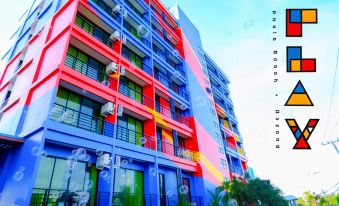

{"left": 0, "top": 0, "right": 338, "bottom": 197}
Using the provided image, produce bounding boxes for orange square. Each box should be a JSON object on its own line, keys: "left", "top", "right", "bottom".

{"left": 302, "top": 10, "right": 317, "bottom": 23}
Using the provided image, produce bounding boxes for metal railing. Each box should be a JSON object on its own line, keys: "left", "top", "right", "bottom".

{"left": 160, "top": 194, "right": 204, "bottom": 206}
{"left": 123, "top": 20, "right": 151, "bottom": 47}
{"left": 155, "top": 102, "right": 190, "bottom": 127}
{"left": 124, "top": 0, "right": 148, "bottom": 22}
{"left": 116, "top": 125, "right": 156, "bottom": 150}
{"left": 152, "top": 44, "right": 184, "bottom": 76}
{"left": 112, "top": 192, "right": 157, "bottom": 206}
{"left": 64, "top": 54, "right": 116, "bottom": 89}
{"left": 121, "top": 46, "right": 153, "bottom": 76}
{"left": 50, "top": 103, "right": 114, "bottom": 137}
{"left": 150, "top": 6, "right": 177, "bottom": 33}
{"left": 92, "top": 0, "right": 119, "bottom": 20}
{"left": 224, "top": 140, "right": 237, "bottom": 152}
{"left": 157, "top": 139, "right": 198, "bottom": 162}
{"left": 119, "top": 81, "right": 153, "bottom": 107}
{"left": 154, "top": 72, "right": 188, "bottom": 100}
{"left": 230, "top": 165, "right": 243, "bottom": 175}
{"left": 75, "top": 14, "right": 113, "bottom": 48}
{"left": 30, "top": 188, "right": 105, "bottom": 206}
{"left": 152, "top": 25, "right": 176, "bottom": 49}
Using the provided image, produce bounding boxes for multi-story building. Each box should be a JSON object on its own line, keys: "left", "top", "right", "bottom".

{"left": 0, "top": 0, "right": 248, "bottom": 205}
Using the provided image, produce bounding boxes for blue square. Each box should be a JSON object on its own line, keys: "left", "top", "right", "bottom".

{"left": 290, "top": 10, "right": 301, "bottom": 23}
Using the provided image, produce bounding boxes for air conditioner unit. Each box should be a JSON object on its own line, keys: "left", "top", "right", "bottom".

{"left": 110, "top": 31, "right": 120, "bottom": 41}
{"left": 106, "top": 62, "right": 119, "bottom": 75}
{"left": 113, "top": 4, "right": 121, "bottom": 13}
{"left": 96, "top": 153, "right": 111, "bottom": 170}
{"left": 122, "top": 35, "right": 127, "bottom": 44}
{"left": 117, "top": 105, "right": 123, "bottom": 116}
{"left": 115, "top": 155, "right": 121, "bottom": 167}
{"left": 122, "top": 9, "right": 128, "bottom": 18}
{"left": 120, "top": 67, "right": 126, "bottom": 75}
{"left": 101, "top": 102, "right": 115, "bottom": 117}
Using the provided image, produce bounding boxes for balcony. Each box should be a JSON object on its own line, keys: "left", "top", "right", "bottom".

{"left": 151, "top": 24, "right": 176, "bottom": 50}
{"left": 124, "top": 0, "right": 148, "bottom": 23}
{"left": 155, "top": 102, "right": 190, "bottom": 127}
{"left": 74, "top": 14, "right": 113, "bottom": 48}
{"left": 31, "top": 188, "right": 104, "bottom": 206}
{"left": 223, "top": 140, "right": 237, "bottom": 153}
{"left": 91, "top": 0, "right": 119, "bottom": 21}
{"left": 121, "top": 46, "right": 153, "bottom": 76}
{"left": 112, "top": 192, "right": 157, "bottom": 206}
{"left": 116, "top": 125, "right": 156, "bottom": 150}
{"left": 154, "top": 71, "right": 188, "bottom": 100}
{"left": 150, "top": 6, "right": 177, "bottom": 34}
{"left": 123, "top": 20, "right": 151, "bottom": 47}
{"left": 50, "top": 103, "right": 114, "bottom": 137}
{"left": 64, "top": 54, "right": 116, "bottom": 90}
{"left": 160, "top": 195, "right": 204, "bottom": 206}
{"left": 153, "top": 44, "right": 184, "bottom": 76}
{"left": 230, "top": 165, "right": 243, "bottom": 175}
{"left": 119, "top": 81, "right": 153, "bottom": 108}
{"left": 157, "top": 139, "right": 198, "bottom": 162}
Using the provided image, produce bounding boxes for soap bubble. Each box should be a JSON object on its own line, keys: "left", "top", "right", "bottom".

{"left": 82, "top": 154, "right": 91, "bottom": 162}
{"left": 180, "top": 104, "right": 187, "bottom": 110}
{"left": 166, "top": 191, "right": 172, "bottom": 197}
{"left": 137, "top": 25, "right": 150, "bottom": 37}
{"left": 82, "top": 89, "right": 87, "bottom": 94}
{"left": 87, "top": 180, "right": 94, "bottom": 189}
{"left": 73, "top": 148, "right": 86, "bottom": 160}
{"left": 243, "top": 19, "right": 255, "bottom": 29}
{"left": 100, "top": 171, "right": 110, "bottom": 181}
{"left": 139, "top": 137, "right": 147, "bottom": 145}
{"left": 13, "top": 170, "right": 24, "bottom": 182}
{"left": 172, "top": 49, "right": 179, "bottom": 57}
{"left": 149, "top": 167, "right": 157, "bottom": 176}
{"left": 194, "top": 95, "right": 207, "bottom": 106}
{"left": 101, "top": 80, "right": 110, "bottom": 87}
{"left": 121, "top": 159, "right": 129, "bottom": 166}
{"left": 179, "top": 185, "right": 189, "bottom": 194}
{"left": 31, "top": 146, "right": 48, "bottom": 157}
{"left": 173, "top": 71, "right": 181, "bottom": 79}
{"left": 95, "top": 149, "right": 104, "bottom": 156}
{"left": 128, "top": 159, "right": 133, "bottom": 163}
{"left": 78, "top": 191, "right": 90, "bottom": 203}
{"left": 227, "top": 199, "right": 238, "bottom": 206}
{"left": 18, "top": 166, "right": 25, "bottom": 171}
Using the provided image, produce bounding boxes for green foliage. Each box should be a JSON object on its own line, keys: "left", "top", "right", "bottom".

{"left": 177, "top": 194, "right": 192, "bottom": 206}
{"left": 113, "top": 186, "right": 135, "bottom": 206}
{"left": 296, "top": 191, "right": 339, "bottom": 206}
{"left": 210, "top": 178, "right": 288, "bottom": 206}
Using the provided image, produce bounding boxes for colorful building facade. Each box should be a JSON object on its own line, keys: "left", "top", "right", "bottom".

{"left": 0, "top": 0, "right": 248, "bottom": 205}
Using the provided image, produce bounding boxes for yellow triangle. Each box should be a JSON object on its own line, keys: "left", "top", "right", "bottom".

{"left": 286, "top": 94, "right": 313, "bottom": 106}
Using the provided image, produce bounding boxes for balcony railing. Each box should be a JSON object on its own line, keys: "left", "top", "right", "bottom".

{"left": 75, "top": 14, "right": 113, "bottom": 48}
{"left": 150, "top": 6, "right": 177, "bottom": 33}
{"left": 64, "top": 54, "right": 116, "bottom": 89}
{"left": 112, "top": 192, "right": 157, "bottom": 206}
{"left": 123, "top": 20, "right": 151, "bottom": 47}
{"left": 30, "top": 188, "right": 106, "bottom": 206}
{"left": 155, "top": 102, "right": 190, "bottom": 127}
{"left": 154, "top": 72, "right": 188, "bottom": 100}
{"left": 92, "top": 0, "right": 119, "bottom": 20}
{"left": 121, "top": 47, "right": 153, "bottom": 76}
{"left": 160, "top": 194, "right": 204, "bottom": 206}
{"left": 153, "top": 44, "right": 184, "bottom": 76}
{"left": 119, "top": 82, "right": 153, "bottom": 108}
{"left": 224, "top": 140, "right": 237, "bottom": 152}
{"left": 124, "top": 0, "right": 148, "bottom": 22}
{"left": 152, "top": 25, "right": 176, "bottom": 49}
{"left": 157, "top": 139, "right": 198, "bottom": 162}
{"left": 50, "top": 103, "right": 114, "bottom": 137}
{"left": 230, "top": 165, "right": 243, "bottom": 175}
{"left": 116, "top": 125, "right": 156, "bottom": 150}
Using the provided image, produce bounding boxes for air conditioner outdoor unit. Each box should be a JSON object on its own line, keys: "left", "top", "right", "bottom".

{"left": 110, "top": 31, "right": 120, "bottom": 41}
{"left": 120, "top": 67, "right": 126, "bottom": 75}
{"left": 101, "top": 102, "right": 115, "bottom": 117}
{"left": 113, "top": 4, "right": 121, "bottom": 13}
{"left": 122, "top": 35, "right": 127, "bottom": 44}
{"left": 96, "top": 153, "right": 111, "bottom": 170}
{"left": 117, "top": 105, "right": 123, "bottom": 116}
{"left": 106, "top": 62, "right": 118, "bottom": 75}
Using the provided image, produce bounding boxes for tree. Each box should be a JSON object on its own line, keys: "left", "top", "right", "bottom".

{"left": 211, "top": 178, "right": 288, "bottom": 206}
